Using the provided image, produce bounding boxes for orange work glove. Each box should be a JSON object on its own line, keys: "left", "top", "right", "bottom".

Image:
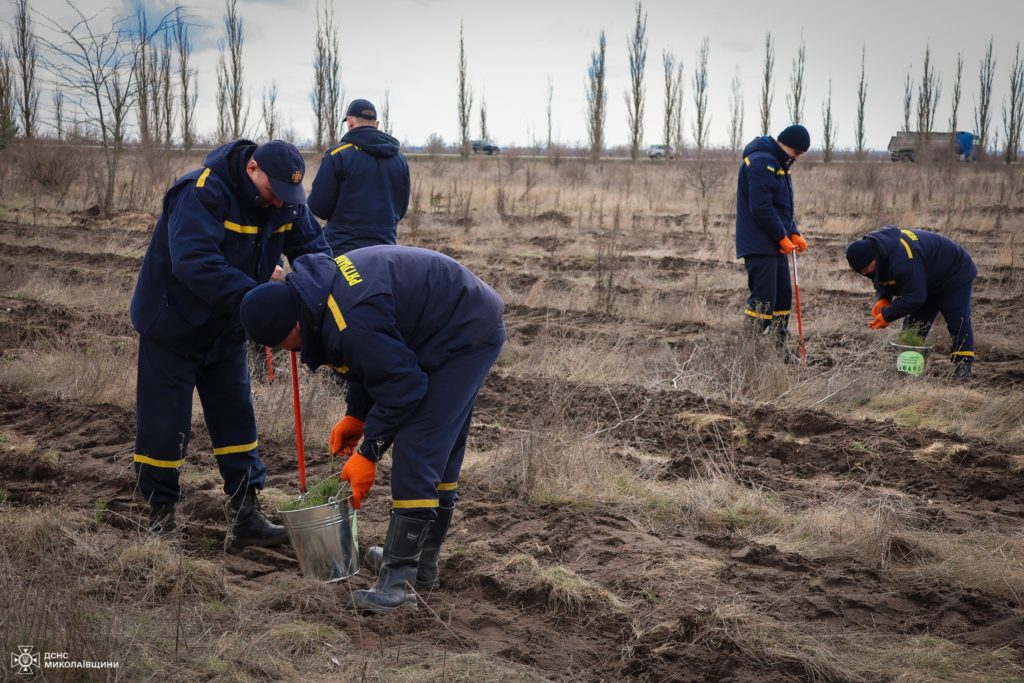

{"left": 869, "top": 311, "right": 889, "bottom": 329}
{"left": 778, "top": 236, "right": 796, "bottom": 255}
{"left": 340, "top": 452, "right": 376, "bottom": 509}
{"left": 790, "top": 233, "right": 808, "bottom": 253}
{"left": 871, "top": 299, "right": 890, "bottom": 317}
{"left": 329, "top": 415, "right": 364, "bottom": 457}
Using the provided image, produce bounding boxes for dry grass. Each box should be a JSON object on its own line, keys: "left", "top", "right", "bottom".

{"left": 499, "top": 553, "right": 628, "bottom": 620}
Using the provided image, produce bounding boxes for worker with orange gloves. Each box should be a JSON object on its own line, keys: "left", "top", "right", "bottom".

{"left": 238, "top": 246, "right": 505, "bottom": 612}
{"left": 846, "top": 226, "right": 977, "bottom": 378}
{"left": 735, "top": 124, "right": 810, "bottom": 355}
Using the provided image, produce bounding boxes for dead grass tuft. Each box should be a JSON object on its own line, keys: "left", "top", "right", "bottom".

{"left": 116, "top": 542, "right": 227, "bottom": 603}
{"left": 500, "top": 553, "right": 627, "bottom": 619}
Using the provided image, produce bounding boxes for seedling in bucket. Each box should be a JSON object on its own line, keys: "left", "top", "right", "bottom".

{"left": 890, "top": 327, "right": 931, "bottom": 377}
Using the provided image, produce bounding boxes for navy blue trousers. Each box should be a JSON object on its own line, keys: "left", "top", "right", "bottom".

{"left": 134, "top": 326, "right": 265, "bottom": 506}
{"left": 389, "top": 323, "right": 505, "bottom": 520}
{"left": 904, "top": 281, "right": 975, "bottom": 362}
{"left": 743, "top": 254, "right": 792, "bottom": 334}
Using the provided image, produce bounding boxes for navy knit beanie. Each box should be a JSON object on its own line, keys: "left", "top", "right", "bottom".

{"left": 240, "top": 282, "right": 300, "bottom": 346}
{"left": 777, "top": 124, "right": 811, "bottom": 153}
{"left": 845, "top": 239, "right": 878, "bottom": 272}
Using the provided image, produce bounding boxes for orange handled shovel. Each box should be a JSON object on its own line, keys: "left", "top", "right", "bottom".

{"left": 791, "top": 251, "right": 807, "bottom": 367}
{"left": 290, "top": 351, "right": 306, "bottom": 493}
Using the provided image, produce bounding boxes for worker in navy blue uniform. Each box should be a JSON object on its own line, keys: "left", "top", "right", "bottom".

{"left": 239, "top": 246, "right": 505, "bottom": 612}
{"left": 735, "top": 125, "right": 811, "bottom": 353}
{"left": 846, "top": 226, "right": 977, "bottom": 378}
{"left": 130, "top": 139, "right": 332, "bottom": 544}
{"left": 308, "top": 99, "right": 410, "bottom": 256}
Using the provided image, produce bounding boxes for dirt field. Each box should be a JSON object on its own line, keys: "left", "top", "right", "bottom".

{"left": 1, "top": 152, "right": 1023, "bottom": 681}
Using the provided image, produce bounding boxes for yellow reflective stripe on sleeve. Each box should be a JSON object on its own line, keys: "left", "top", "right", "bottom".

{"left": 224, "top": 220, "right": 259, "bottom": 235}
{"left": 879, "top": 279, "right": 897, "bottom": 286}
{"left": 329, "top": 364, "right": 350, "bottom": 374}
{"left": 393, "top": 499, "right": 440, "bottom": 509}
{"left": 773, "top": 310, "right": 791, "bottom": 316}
{"left": 900, "top": 229, "right": 918, "bottom": 241}
{"left": 196, "top": 168, "right": 211, "bottom": 187}
{"left": 274, "top": 223, "right": 293, "bottom": 234}
{"left": 437, "top": 482, "right": 459, "bottom": 492}
{"left": 744, "top": 157, "right": 751, "bottom": 166}
{"left": 951, "top": 351, "right": 976, "bottom": 357}
{"left": 899, "top": 238, "right": 913, "bottom": 259}
{"left": 330, "top": 143, "right": 354, "bottom": 155}
{"left": 777, "top": 169, "right": 788, "bottom": 175}
{"left": 134, "top": 454, "right": 185, "bottom": 468}
{"left": 767, "top": 165, "right": 776, "bottom": 172}
{"left": 326, "top": 294, "right": 347, "bottom": 331}
{"left": 744, "top": 309, "right": 773, "bottom": 321}
{"left": 213, "top": 440, "right": 259, "bottom": 456}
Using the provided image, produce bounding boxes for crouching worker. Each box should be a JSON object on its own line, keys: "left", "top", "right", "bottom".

{"left": 845, "top": 226, "right": 977, "bottom": 378}
{"left": 239, "top": 246, "right": 505, "bottom": 612}
{"left": 130, "top": 139, "right": 332, "bottom": 544}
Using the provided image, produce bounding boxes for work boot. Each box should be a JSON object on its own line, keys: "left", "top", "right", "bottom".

{"left": 148, "top": 502, "right": 177, "bottom": 539}
{"left": 363, "top": 504, "right": 455, "bottom": 591}
{"left": 351, "top": 513, "right": 431, "bottom": 613}
{"left": 952, "top": 362, "right": 973, "bottom": 380}
{"left": 227, "top": 489, "right": 289, "bottom": 548}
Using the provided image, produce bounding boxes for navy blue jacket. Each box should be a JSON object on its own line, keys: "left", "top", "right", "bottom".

{"left": 308, "top": 126, "right": 411, "bottom": 255}
{"left": 287, "top": 246, "right": 504, "bottom": 460}
{"left": 735, "top": 136, "right": 801, "bottom": 258}
{"left": 131, "top": 140, "right": 331, "bottom": 344}
{"left": 864, "top": 226, "right": 977, "bottom": 322}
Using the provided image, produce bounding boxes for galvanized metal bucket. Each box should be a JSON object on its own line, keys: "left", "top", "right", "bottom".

{"left": 280, "top": 497, "right": 359, "bottom": 582}
{"left": 890, "top": 342, "right": 931, "bottom": 377}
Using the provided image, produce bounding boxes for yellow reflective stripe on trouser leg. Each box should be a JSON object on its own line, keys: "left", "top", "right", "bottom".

{"left": 393, "top": 499, "right": 439, "bottom": 509}
{"left": 212, "top": 440, "right": 259, "bottom": 456}
{"left": 437, "top": 482, "right": 458, "bottom": 492}
{"left": 134, "top": 454, "right": 185, "bottom": 468}
{"left": 773, "top": 310, "right": 791, "bottom": 316}
{"left": 745, "top": 309, "right": 773, "bottom": 320}
{"left": 951, "top": 351, "right": 976, "bottom": 358}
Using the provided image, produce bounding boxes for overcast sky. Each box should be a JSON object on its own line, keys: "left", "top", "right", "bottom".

{"left": 7, "top": 0, "right": 1024, "bottom": 151}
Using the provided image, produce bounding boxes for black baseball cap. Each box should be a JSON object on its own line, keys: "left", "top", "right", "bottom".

{"left": 344, "top": 98, "right": 377, "bottom": 120}
{"left": 252, "top": 140, "right": 306, "bottom": 205}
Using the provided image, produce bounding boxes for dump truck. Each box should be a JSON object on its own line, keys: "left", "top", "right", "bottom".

{"left": 887, "top": 131, "right": 979, "bottom": 162}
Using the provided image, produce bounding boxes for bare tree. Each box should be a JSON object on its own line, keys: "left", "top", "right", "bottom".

{"left": 691, "top": 36, "right": 710, "bottom": 154}
{"left": 381, "top": 88, "right": 391, "bottom": 135}
{"left": 157, "top": 28, "right": 173, "bottom": 145}
{"left": 949, "top": 52, "right": 963, "bottom": 134}
{"left": 457, "top": 18, "right": 473, "bottom": 159}
{"left": 728, "top": 68, "right": 744, "bottom": 155}
{"left": 662, "top": 50, "right": 682, "bottom": 151}
{"left": 14, "top": 0, "right": 39, "bottom": 139}
{"left": 1003, "top": 43, "right": 1024, "bottom": 163}
{"left": 787, "top": 32, "right": 805, "bottom": 124}
{"left": 976, "top": 37, "right": 996, "bottom": 156}
{"left": 625, "top": 1, "right": 647, "bottom": 160}
{"left": 216, "top": 59, "right": 229, "bottom": 142}
{"left": 134, "top": 7, "right": 151, "bottom": 144}
{"left": 759, "top": 31, "right": 773, "bottom": 135}
{"left": 916, "top": 44, "right": 941, "bottom": 133}
{"left": 0, "top": 40, "right": 17, "bottom": 148}
{"left": 585, "top": 30, "right": 606, "bottom": 160}
{"left": 673, "top": 65, "right": 684, "bottom": 152}
{"left": 822, "top": 79, "right": 834, "bottom": 162}
{"left": 261, "top": 81, "right": 278, "bottom": 139}
{"left": 324, "top": 7, "right": 342, "bottom": 146}
{"left": 175, "top": 8, "right": 196, "bottom": 150}
{"left": 479, "top": 91, "right": 488, "bottom": 142}
{"left": 546, "top": 77, "right": 553, "bottom": 152}
{"left": 52, "top": 88, "right": 63, "bottom": 139}
{"left": 217, "top": 0, "right": 248, "bottom": 140}
{"left": 902, "top": 69, "right": 913, "bottom": 131}
{"left": 855, "top": 44, "right": 867, "bottom": 156}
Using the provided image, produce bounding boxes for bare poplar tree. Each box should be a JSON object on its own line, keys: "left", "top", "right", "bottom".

{"left": 546, "top": 77, "right": 554, "bottom": 152}
{"left": 134, "top": 7, "right": 152, "bottom": 144}
{"left": 625, "top": 1, "right": 647, "bottom": 160}
{"left": 673, "top": 65, "right": 684, "bottom": 152}
{"left": 323, "top": 5, "right": 342, "bottom": 145}
{"left": 218, "top": 0, "right": 248, "bottom": 140}
{"left": 759, "top": 31, "right": 774, "bottom": 135}
{"left": 585, "top": 30, "right": 606, "bottom": 160}
{"left": 1003, "top": 43, "right": 1024, "bottom": 163}
{"left": 158, "top": 29, "right": 173, "bottom": 145}
{"left": 14, "top": 0, "right": 39, "bottom": 139}
{"left": 457, "top": 18, "right": 473, "bottom": 159}
{"left": 479, "top": 92, "right": 488, "bottom": 142}
{"left": 0, "top": 41, "right": 17, "bottom": 148}
{"left": 976, "top": 38, "right": 996, "bottom": 155}
{"left": 175, "top": 8, "right": 197, "bottom": 150}
{"left": 855, "top": 45, "right": 867, "bottom": 156}
{"left": 728, "top": 69, "right": 744, "bottom": 155}
{"left": 822, "top": 79, "right": 834, "bottom": 162}
{"left": 787, "top": 33, "right": 805, "bottom": 124}
{"left": 381, "top": 88, "right": 391, "bottom": 135}
{"left": 262, "top": 81, "right": 279, "bottom": 139}
{"left": 662, "top": 50, "right": 682, "bottom": 151}
{"left": 216, "top": 60, "right": 230, "bottom": 142}
{"left": 902, "top": 69, "right": 913, "bottom": 131}
{"left": 691, "top": 36, "right": 710, "bottom": 153}
{"left": 916, "top": 44, "right": 941, "bottom": 133}
{"left": 949, "top": 52, "right": 963, "bottom": 134}
{"left": 52, "top": 89, "right": 63, "bottom": 139}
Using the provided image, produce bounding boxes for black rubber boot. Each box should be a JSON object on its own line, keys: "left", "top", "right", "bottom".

{"left": 363, "top": 504, "right": 454, "bottom": 591}
{"left": 953, "top": 361, "right": 973, "bottom": 380}
{"left": 227, "top": 489, "right": 289, "bottom": 548}
{"left": 351, "top": 513, "right": 430, "bottom": 613}
{"left": 148, "top": 502, "right": 177, "bottom": 539}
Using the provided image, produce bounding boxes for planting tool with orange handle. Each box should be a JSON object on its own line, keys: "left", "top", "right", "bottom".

{"left": 290, "top": 351, "right": 307, "bottom": 493}
{"left": 791, "top": 250, "right": 807, "bottom": 367}
{"left": 264, "top": 347, "right": 275, "bottom": 382}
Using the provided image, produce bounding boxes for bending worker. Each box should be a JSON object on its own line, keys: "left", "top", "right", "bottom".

{"left": 735, "top": 124, "right": 810, "bottom": 354}
{"left": 239, "top": 246, "right": 505, "bottom": 612}
{"left": 131, "top": 139, "right": 332, "bottom": 543}
{"left": 308, "top": 98, "right": 411, "bottom": 256}
{"left": 845, "top": 225, "right": 977, "bottom": 378}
